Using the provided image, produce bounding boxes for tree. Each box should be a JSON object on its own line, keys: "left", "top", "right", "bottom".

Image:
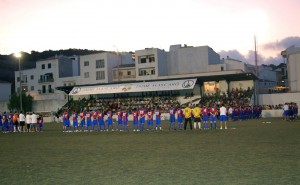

{"left": 7, "top": 92, "right": 33, "bottom": 113}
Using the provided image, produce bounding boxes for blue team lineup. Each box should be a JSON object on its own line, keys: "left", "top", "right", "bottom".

{"left": 61, "top": 103, "right": 262, "bottom": 132}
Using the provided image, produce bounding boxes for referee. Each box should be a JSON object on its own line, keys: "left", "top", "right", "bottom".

{"left": 183, "top": 104, "right": 193, "bottom": 130}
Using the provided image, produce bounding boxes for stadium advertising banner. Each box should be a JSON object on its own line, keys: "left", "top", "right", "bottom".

{"left": 69, "top": 79, "right": 197, "bottom": 95}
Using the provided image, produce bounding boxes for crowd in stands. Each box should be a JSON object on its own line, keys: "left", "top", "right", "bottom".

{"left": 62, "top": 95, "right": 180, "bottom": 115}
{"left": 199, "top": 87, "right": 253, "bottom": 108}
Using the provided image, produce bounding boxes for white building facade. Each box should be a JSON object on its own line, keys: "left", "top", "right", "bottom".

{"left": 282, "top": 45, "right": 300, "bottom": 92}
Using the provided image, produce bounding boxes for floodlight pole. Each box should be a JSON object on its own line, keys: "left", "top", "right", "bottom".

{"left": 19, "top": 57, "right": 23, "bottom": 112}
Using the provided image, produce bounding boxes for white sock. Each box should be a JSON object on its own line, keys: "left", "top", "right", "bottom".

{"left": 198, "top": 122, "right": 201, "bottom": 129}
{"left": 194, "top": 123, "right": 196, "bottom": 129}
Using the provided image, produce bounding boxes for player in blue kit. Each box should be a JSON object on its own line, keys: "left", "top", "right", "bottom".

{"left": 116, "top": 109, "right": 123, "bottom": 131}
{"left": 85, "top": 110, "right": 92, "bottom": 132}
{"left": 209, "top": 105, "right": 218, "bottom": 129}
{"left": 155, "top": 107, "right": 162, "bottom": 131}
{"left": 139, "top": 107, "right": 146, "bottom": 131}
{"left": 79, "top": 111, "right": 85, "bottom": 132}
{"left": 122, "top": 110, "right": 129, "bottom": 131}
{"left": 169, "top": 106, "right": 176, "bottom": 130}
{"left": 2, "top": 112, "right": 8, "bottom": 133}
{"left": 177, "top": 107, "right": 184, "bottom": 130}
{"left": 0, "top": 112, "right": 2, "bottom": 132}
{"left": 92, "top": 111, "right": 99, "bottom": 131}
{"left": 8, "top": 112, "right": 13, "bottom": 132}
{"left": 132, "top": 109, "right": 139, "bottom": 131}
{"left": 97, "top": 110, "right": 105, "bottom": 131}
{"left": 201, "top": 106, "right": 209, "bottom": 130}
{"left": 147, "top": 108, "right": 154, "bottom": 131}
{"left": 63, "top": 111, "right": 70, "bottom": 132}
{"left": 72, "top": 111, "right": 79, "bottom": 132}
{"left": 106, "top": 109, "right": 114, "bottom": 131}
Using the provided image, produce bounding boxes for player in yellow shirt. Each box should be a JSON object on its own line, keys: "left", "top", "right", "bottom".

{"left": 192, "top": 104, "right": 201, "bottom": 130}
{"left": 183, "top": 104, "right": 193, "bottom": 130}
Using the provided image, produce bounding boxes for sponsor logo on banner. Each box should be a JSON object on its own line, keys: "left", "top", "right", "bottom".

{"left": 182, "top": 80, "right": 195, "bottom": 88}
{"left": 69, "top": 79, "right": 196, "bottom": 95}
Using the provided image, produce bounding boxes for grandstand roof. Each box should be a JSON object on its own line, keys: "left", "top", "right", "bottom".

{"left": 56, "top": 70, "right": 257, "bottom": 94}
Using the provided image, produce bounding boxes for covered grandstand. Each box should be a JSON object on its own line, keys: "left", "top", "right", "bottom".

{"left": 56, "top": 70, "right": 258, "bottom": 113}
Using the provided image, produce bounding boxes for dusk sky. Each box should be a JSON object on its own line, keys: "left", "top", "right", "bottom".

{"left": 1, "top": 0, "right": 300, "bottom": 64}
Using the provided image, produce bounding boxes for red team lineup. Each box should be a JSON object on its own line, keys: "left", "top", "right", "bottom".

{"left": 0, "top": 104, "right": 269, "bottom": 133}
{"left": 60, "top": 103, "right": 261, "bottom": 132}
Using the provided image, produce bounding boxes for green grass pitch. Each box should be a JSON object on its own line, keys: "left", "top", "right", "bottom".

{"left": 0, "top": 118, "right": 299, "bottom": 185}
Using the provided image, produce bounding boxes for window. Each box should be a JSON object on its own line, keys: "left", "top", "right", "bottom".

{"left": 149, "top": 56, "right": 155, "bottom": 63}
{"left": 84, "top": 61, "right": 89, "bottom": 66}
{"left": 96, "top": 71, "right": 105, "bottom": 80}
{"left": 221, "top": 66, "right": 224, "bottom": 71}
{"left": 119, "top": 71, "right": 123, "bottom": 76}
{"left": 42, "top": 64, "right": 45, "bottom": 69}
{"left": 139, "top": 57, "right": 146, "bottom": 64}
{"left": 84, "top": 72, "right": 89, "bottom": 78}
{"left": 96, "top": 59, "right": 105, "bottom": 68}
{"left": 151, "top": 69, "right": 155, "bottom": 75}
{"left": 127, "top": 71, "right": 131, "bottom": 76}
{"left": 31, "top": 86, "right": 34, "bottom": 91}
{"left": 139, "top": 68, "right": 155, "bottom": 76}
{"left": 30, "top": 75, "right": 34, "bottom": 80}
{"left": 48, "top": 63, "right": 51, "bottom": 69}
{"left": 17, "top": 77, "right": 20, "bottom": 82}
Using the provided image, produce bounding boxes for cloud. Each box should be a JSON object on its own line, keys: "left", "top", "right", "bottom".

{"left": 218, "top": 36, "right": 300, "bottom": 65}
{"left": 218, "top": 50, "right": 246, "bottom": 62}
{"left": 262, "top": 36, "right": 300, "bottom": 50}
{"left": 218, "top": 50, "right": 283, "bottom": 65}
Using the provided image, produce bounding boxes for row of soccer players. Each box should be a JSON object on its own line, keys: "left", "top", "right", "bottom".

{"left": 62, "top": 105, "right": 223, "bottom": 132}
{"left": 228, "top": 105, "right": 263, "bottom": 121}
{"left": 1, "top": 112, "right": 44, "bottom": 133}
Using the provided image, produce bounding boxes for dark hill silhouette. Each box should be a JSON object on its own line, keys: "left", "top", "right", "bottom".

{"left": 0, "top": 49, "right": 104, "bottom": 85}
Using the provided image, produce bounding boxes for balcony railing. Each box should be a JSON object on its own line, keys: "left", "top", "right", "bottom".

{"left": 38, "top": 78, "right": 54, "bottom": 83}
{"left": 38, "top": 89, "right": 55, "bottom": 94}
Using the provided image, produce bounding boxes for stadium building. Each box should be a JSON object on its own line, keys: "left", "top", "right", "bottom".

{"left": 15, "top": 44, "right": 259, "bottom": 112}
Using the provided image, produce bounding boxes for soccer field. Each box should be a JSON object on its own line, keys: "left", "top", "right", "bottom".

{"left": 0, "top": 118, "right": 299, "bottom": 185}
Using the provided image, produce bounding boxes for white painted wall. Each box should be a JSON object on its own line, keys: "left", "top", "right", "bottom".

{"left": 288, "top": 52, "right": 300, "bottom": 92}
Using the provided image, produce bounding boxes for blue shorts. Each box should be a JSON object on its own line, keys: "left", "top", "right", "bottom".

{"left": 147, "top": 120, "right": 153, "bottom": 125}
{"left": 107, "top": 118, "right": 113, "bottom": 125}
{"left": 170, "top": 115, "right": 175, "bottom": 123}
{"left": 210, "top": 116, "right": 217, "bottom": 122}
{"left": 123, "top": 121, "right": 128, "bottom": 125}
{"left": 64, "top": 120, "right": 70, "bottom": 127}
{"left": 73, "top": 121, "right": 78, "bottom": 127}
{"left": 93, "top": 120, "right": 98, "bottom": 125}
{"left": 80, "top": 120, "right": 85, "bottom": 126}
{"left": 177, "top": 117, "right": 183, "bottom": 123}
{"left": 133, "top": 120, "right": 138, "bottom": 125}
{"left": 284, "top": 110, "right": 289, "bottom": 116}
{"left": 86, "top": 120, "right": 92, "bottom": 127}
{"left": 202, "top": 115, "right": 209, "bottom": 121}
{"left": 118, "top": 119, "right": 122, "bottom": 124}
{"left": 99, "top": 120, "right": 105, "bottom": 125}
{"left": 156, "top": 118, "right": 161, "bottom": 125}
{"left": 140, "top": 117, "right": 145, "bottom": 124}
{"left": 220, "top": 115, "right": 227, "bottom": 121}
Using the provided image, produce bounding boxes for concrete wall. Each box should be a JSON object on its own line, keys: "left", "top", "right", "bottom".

{"left": 0, "top": 101, "right": 9, "bottom": 112}
{"left": 0, "top": 83, "right": 11, "bottom": 101}
{"left": 32, "top": 99, "right": 67, "bottom": 112}
{"left": 259, "top": 92, "right": 300, "bottom": 105}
